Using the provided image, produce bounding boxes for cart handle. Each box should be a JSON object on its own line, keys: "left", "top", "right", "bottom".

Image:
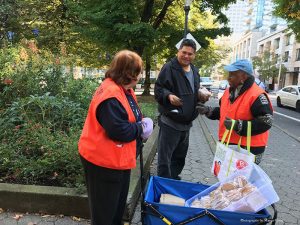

{"left": 271, "top": 204, "right": 277, "bottom": 225}
{"left": 256, "top": 204, "right": 278, "bottom": 225}
{"left": 143, "top": 202, "right": 226, "bottom": 225}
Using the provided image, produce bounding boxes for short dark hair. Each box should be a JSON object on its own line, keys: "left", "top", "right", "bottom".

{"left": 179, "top": 39, "right": 196, "bottom": 52}
{"left": 105, "top": 50, "right": 143, "bottom": 85}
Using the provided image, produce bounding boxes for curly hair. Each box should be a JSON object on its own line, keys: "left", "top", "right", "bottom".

{"left": 105, "top": 50, "right": 143, "bottom": 85}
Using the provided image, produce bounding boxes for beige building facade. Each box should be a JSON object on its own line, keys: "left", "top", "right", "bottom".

{"left": 232, "top": 31, "right": 264, "bottom": 61}
{"left": 257, "top": 27, "right": 300, "bottom": 89}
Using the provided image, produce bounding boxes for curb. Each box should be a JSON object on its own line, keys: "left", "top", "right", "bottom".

{"left": 0, "top": 126, "right": 159, "bottom": 221}
{"left": 197, "top": 115, "right": 217, "bottom": 154}
{"left": 273, "top": 123, "right": 300, "bottom": 143}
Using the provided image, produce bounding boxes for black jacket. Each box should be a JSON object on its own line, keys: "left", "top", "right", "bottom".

{"left": 96, "top": 91, "right": 143, "bottom": 157}
{"left": 154, "top": 57, "right": 200, "bottom": 124}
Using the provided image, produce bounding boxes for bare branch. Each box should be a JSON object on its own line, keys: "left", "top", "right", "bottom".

{"left": 152, "top": 0, "right": 174, "bottom": 30}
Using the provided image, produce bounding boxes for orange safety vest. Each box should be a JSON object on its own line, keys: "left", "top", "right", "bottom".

{"left": 219, "top": 83, "right": 273, "bottom": 147}
{"left": 78, "top": 78, "right": 138, "bottom": 170}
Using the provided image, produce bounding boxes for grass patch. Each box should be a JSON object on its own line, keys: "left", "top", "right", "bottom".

{"left": 137, "top": 95, "right": 158, "bottom": 122}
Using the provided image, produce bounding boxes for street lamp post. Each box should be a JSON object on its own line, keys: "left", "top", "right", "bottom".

{"left": 277, "top": 56, "right": 282, "bottom": 90}
{"left": 184, "top": 0, "right": 193, "bottom": 38}
{"left": 32, "top": 28, "right": 39, "bottom": 37}
{"left": 7, "top": 31, "right": 15, "bottom": 44}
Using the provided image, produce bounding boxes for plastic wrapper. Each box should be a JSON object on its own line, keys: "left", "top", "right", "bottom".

{"left": 186, "top": 164, "right": 279, "bottom": 213}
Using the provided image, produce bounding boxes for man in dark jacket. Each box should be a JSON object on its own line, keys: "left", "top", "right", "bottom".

{"left": 154, "top": 39, "right": 200, "bottom": 179}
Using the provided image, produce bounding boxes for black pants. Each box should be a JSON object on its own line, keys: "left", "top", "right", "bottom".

{"left": 80, "top": 155, "right": 131, "bottom": 225}
{"left": 157, "top": 123, "right": 190, "bottom": 179}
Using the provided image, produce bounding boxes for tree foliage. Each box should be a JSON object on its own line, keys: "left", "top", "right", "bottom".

{"left": 1, "top": 0, "right": 237, "bottom": 94}
{"left": 68, "top": 0, "right": 234, "bottom": 55}
{"left": 273, "top": 0, "right": 300, "bottom": 41}
{"left": 252, "top": 51, "right": 287, "bottom": 88}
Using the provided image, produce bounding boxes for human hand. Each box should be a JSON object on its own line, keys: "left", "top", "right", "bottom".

{"left": 168, "top": 94, "right": 183, "bottom": 106}
{"left": 141, "top": 117, "right": 153, "bottom": 140}
{"left": 196, "top": 103, "right": 212, "bottom": 115}
{"left": 198, "top": 87, "right": 211, "bottom": 103}
{"left": 224, "top": 117, "right": 239, "bottom": 131}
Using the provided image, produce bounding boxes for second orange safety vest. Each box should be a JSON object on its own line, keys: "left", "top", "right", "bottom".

{"left": 219, "top": 83, "right": 272, "bottom": 147}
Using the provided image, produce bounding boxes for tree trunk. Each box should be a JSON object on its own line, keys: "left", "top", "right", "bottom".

{"left": 142, "top": 53, "right": 151, "bottom": 96}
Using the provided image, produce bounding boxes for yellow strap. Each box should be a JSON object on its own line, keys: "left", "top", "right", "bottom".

{"left": 221, "top": 120, "right": 236, "bottom": 146}
{"left": 226, "top": 150, "right": 235, "bottom": 176}
{"left": 226, "top": 120, "right": 236, "bottom": 147}
{"left": 247, "top": 121, "right": 251, "bottom": 154}
{"left": 221, "top": 129, "right": 229, "bottom": 144}
{"left": 162, "top": 217, "right": 172, "bottom": 225}
{"left": 237, "top": 137, "right": 242, "bottom": 151}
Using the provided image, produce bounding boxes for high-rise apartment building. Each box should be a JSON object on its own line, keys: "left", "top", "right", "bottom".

{"left": 229, "top": 0, "right": 287, "bottom": 62}
{"left": 245, "top": 0, "right": 286, "bottom": 34}
{"left": 223, "top": 0, "right": 248, "bottom": 35}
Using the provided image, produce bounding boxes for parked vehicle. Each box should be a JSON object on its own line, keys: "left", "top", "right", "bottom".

{"left": 219, "top": 80, "right": 229, "bottom": 90}
{"left": 276, "top": 85, "right": 300, "bottom": 112}
{"left": 200, "top": 77, "right": 213, "bottom": 91}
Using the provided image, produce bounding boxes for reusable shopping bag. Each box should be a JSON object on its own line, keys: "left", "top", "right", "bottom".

{"left": 211, "top": 121, "right": 255, "bottom": 182}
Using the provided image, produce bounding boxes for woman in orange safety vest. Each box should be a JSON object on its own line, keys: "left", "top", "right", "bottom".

{"left": 79, "top": 50, "right": 153, "bottom": 225}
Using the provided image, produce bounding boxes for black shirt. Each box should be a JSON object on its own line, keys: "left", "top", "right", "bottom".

{"left": 96, "top": 89, "right": 143, "bottom": 155}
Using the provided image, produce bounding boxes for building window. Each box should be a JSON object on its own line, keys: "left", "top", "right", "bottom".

{"left": 274, "top": 38, "right": 280, "bottom": 49}
{"left": 285, "top": 34, "right": 291, "bottom": 46}
{"left": 284, "top": 51, "right": 289, "bottom": 62}
{"left": 259, "top": 44, "right": 264, "bottom": 54}
{"left": 296, "top": 49, "right": 300, "bottom": 61}
{"left": 270, "top": 25, "right": 277, "bottom": 33}
{"left": 275, "top": 54, "right": 279, "bottom": 63}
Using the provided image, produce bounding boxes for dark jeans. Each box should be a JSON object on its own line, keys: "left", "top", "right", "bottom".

{"left": 80, "top": 155, "right": 130, "bottom": 225}
{"left": 157, "top": 123, "right": 190, "bottom": 179}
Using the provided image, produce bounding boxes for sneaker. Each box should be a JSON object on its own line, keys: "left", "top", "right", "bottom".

{"left": 173, "top": 176, "right": 181, "bottom": 180}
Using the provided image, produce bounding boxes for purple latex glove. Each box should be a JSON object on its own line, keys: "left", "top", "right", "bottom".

{"left": 141, "top": 117, "right": 153, "bottom": 140}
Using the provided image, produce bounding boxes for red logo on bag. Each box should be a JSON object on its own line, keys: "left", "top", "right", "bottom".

{"left": 213, "top": 161, "right": 221, "bottom": 176}
{"left": 236, "top": 160, "right": 248, "bottom": 169}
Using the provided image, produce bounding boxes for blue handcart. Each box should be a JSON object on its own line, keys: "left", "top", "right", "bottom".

{"left": 140, "top": 176, "right": 277, "bottom": 225}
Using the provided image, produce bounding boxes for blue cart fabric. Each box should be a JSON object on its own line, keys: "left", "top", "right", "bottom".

{"left": 143, "top": 176, "right": 272, "bottom": 225}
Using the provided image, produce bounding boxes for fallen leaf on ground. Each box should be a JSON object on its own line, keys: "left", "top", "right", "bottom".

{"left": 13, "top": 214, "right": 23, "bottom": 220}
{"left": 72, "top": 216, "right": 81, "bottom": 221}
{"left": 27, "top": 222, "right": 37, "bottom": 225}
{"left": 41, "top": 214, "right": 51, "bottom": 218}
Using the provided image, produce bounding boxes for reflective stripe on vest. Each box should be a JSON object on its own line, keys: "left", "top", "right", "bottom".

{"left": 219, "top": 83, "right": 271, "bottom": 147}
{"left": 78, "top": 78, "right": 137, "bottom": 170}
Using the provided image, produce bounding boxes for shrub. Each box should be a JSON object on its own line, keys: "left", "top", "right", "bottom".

{"left": 0, "top": 123, "right": 83, "bottom": 187}
{"left": 0, "top": 94, "right": 86, "bottom": 132}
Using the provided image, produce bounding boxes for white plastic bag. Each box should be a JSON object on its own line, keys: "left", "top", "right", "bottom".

{"left": 211, "top": 121, "right": 255, "bottom": 182}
